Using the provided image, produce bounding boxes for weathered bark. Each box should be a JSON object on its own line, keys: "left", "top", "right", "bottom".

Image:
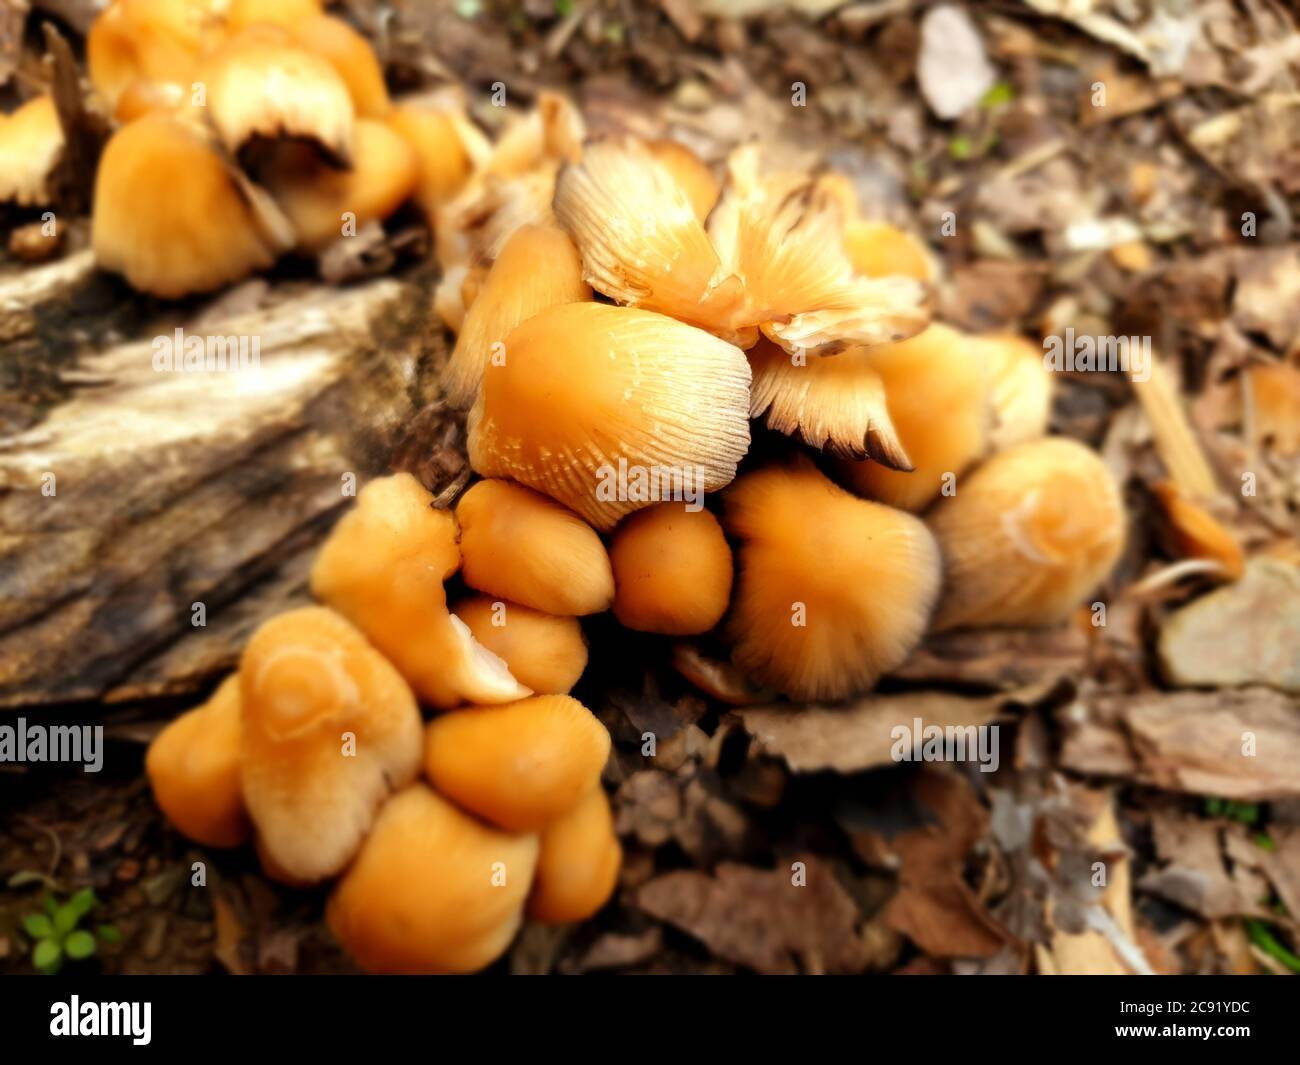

{"left": 0, "top": 256, "right": 458, "bottom": 708}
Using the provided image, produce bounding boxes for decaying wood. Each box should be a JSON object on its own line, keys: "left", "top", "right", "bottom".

{"left": 0, "top": 261, "right": 451, "bottom": 708}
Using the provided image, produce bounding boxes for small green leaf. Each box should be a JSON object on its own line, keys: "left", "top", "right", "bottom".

{"left": 948, "top": 136, "right": 974, "bottom": 161}
{"left": 1255, "top": 832, "right": 1277, "bottom": 852}
{"left": 67, "top": 887, "right": 98, "bottom": 918}
{"left": 97, "top": 924, "right": 122, "bottom": 945}
{"left": 23, "top": 914, "right": 54, "bottom": 940}
{"left": 980, "top": 81, "right": 1015, "bottom": 109}
{"left": 64, "top": 930, "right": 97, "bottom": 961}
{"left": 32, "top": 938, "right": 62, "bottom": 974}
{"left": 53, "top": 902, "right": 80, "bottom": 936}
{"left": 556, "top": 0, "right": 575, "bottom": 15}
{"left": 43, "top": 893, "right": 58, "bottom": 916}
{"left": 1205, "top": 796, "right": 1223, "bottom": 816}
{"left": 1245, "top": 919, "right": 1300, "bottom": 973}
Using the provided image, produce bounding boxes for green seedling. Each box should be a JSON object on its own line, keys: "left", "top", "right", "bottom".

{"left": 22, "top": 888, "right": 120, "bottom": 975}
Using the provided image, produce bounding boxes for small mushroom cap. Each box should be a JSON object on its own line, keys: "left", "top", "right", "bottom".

{"left": 386, "top": 103, "right": 479, "bottom": 220}
{"left": 527, "top": 787, "right": 621, "bottom": 925}
{"left": 145, "top": 675, "right": 250, "bottom": 848}
{"left": 239, "top": 606, "right": 423, "bottom": 882}
{"left": 452, "top": 596, "right": 588, "bottom": 695}
{"left": 259, "top": 117, "right": 416, "bottom": 251}
{"left": 724, "top": 459, "right": 942, "bottom": 701}
{"left": 227, "top": 0, "right": 323, "bottom": 30}
{"left": 644, "top": 138, "right": 720, "bottom": 223}
{"left": 456, "top": 478, "right": 614, "bottom": 616}
{"left": 88, "top": 0, "right": 227, "bottom": 109}
{"left": 203, "top": 25, "right": 355, "bottom": 164}
{"left": 91, "top": 113, "right": 289, "bottom": 297}
{"left": 310, "top": 473, "right": 531, "bottom": 708}
{"left": 292, "top": 14, "right": 390, "bottom": 117}
{"left": 834, "top": 324, "right": 990, "bottom": 512}
{"left": 113, "top": 78, "right": 188, "bottom": 122}
{"left": 0, "top": 95, "right": 65, "bottom": 207}
{"left": 468, "top": 302, "right": 752, "bottom": 531}
{"left": 441, "top": 224, "right": 591, "bottom": 408}
{"left": 842, "top": 219, "right": 937, "bottom": 284}
{"left": 327, "top": 785, "right": 539, "bottom": 974}
{"left": 423, "top": 694, "right": 611, "bottom": 832}
{"left": 609, "top": 502, "right": 733, "bottom": 635}
{"left": 927, "top": 437, "right": 1126, "bottom": 631}
{"left": 971, "top": 332, "right": 1054, "bottom": 451}
{"left": 748, "top": 337, "right": 910, "bottom": 467}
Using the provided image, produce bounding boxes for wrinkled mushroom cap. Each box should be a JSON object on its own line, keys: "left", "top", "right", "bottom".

{"left": 239, "top": 606, "right": 423, "bottom": 882}
{"left": 423, "top": 694, "right": 611, "bottom": 833}
{"left": 724, "top": 459, "right": 942, "bottom": 701}
{"left": 527, "top": 787, "right": 621, "bottom": 925}
{"left": 327, "top": 785, "right": 539, "bottom": 974}
{"left": 145, "top": 675, "right": 250, "bottom": 848}
{"left": 609, "top": 502, "right": 734, "bottom": 635}
{"left": 453, "top": 596, "right": 588, "bottom": 696}
{"left": 456, "top": 478, "right": 614, "bottom": 616}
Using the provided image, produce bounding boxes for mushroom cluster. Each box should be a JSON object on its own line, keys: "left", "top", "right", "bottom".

{"left": 148, "top": 472, "right": 619, "bottom": 974}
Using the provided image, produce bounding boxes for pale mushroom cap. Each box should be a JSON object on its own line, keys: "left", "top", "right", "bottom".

{"left": 423, "top": 694, "right": 611, "bottom": 833}
{"left": 310, "top": 472, "right": 530, "bottom": 708}
{"left": 145, "top": 675, "right": 250, "bottom": 848}
{"left": 239, "top": 606, "right": 423, "bottom": 882}
{"left": 468, "top": 302, "right": 752, "bottom": 531}
{"left": 453, "top": 596, "right": 588, "bottom": 695}
{"left": 527, "top": 786, "right": 621, "bottom": 925}
{"left": 609, "top": 502, "right": 734, "bottom": 635}
{"left": 327, "top": 785, "right": 539, "bottom": 974}
{"left": 91, "top": 113, "right": 287, "bottom": 297}
{"left": 971, "top": 332, "right": 1054, "bottom": 451}
{"left": 0, "top": 95, "right": 65, "bottom": 207}
{"left": 834, "top": 324, "right": 991, "bottom": 512}
{"left": 724, "top": 460, "right": 942, "bottom": 701}
{"left": 293, "top": 14, "right": 390, "bottom": 117}
{"left": 456, "top": 478, "right": 614, "bottom": 616}
{"left": 260, "top": 117, "right": 417, "bottom": 250}
{"left": 441, "top": 224, "right": 592, "bottom": 408}
{"left": 203, "top": 25, "right": 355, "bottom": 164}
{"left": 842, "top": 219, "right": 937, "bottom": 284}
{"left": 88, "top": 0, "right": 227, "bottom": 108}
{"left": 928, "top": 437, "right": 1126, "bottom": 630}
{"left": 644, "top": 138, "right": 720, "bottom": 223}
{"left": 386, "top": 104, "right": 478, "bottom": 220}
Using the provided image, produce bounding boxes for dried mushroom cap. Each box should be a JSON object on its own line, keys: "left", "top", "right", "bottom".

{"left": 239, "top": 607, "right": 423, "bottom": 882}
{"left": 441, "top": 224, "right": 592, "bottom": 408}
{"left": 0, "top": 96, "right": 65, "bottom": 207}
{"left": 928, "top": 437, "right": 1126, "bottom": 631}
{"left": 834, "top": 324, "right": 990, "bottom": 512}
{"left": 708, "top": 145, "right": 929, "bottom": 354}
{"left": 291, "top": 15, "right": 390, "bottom": 117}
{"left": 452, "top": 596, "right": 589, "bottom": 696}
{"left": 609, "top": 502, "right": 734, "bottom": 636}
{"left": 554, "top": 137, "right": 751, "bottom": 337}
{"left": 644, "top": 138, "right": 720, "bottom": 223}
{"left": 468, "top": 302, "right": 752, "bottom": 531}
{"left": 327, "top": 785, "right": 539, "bottom": 974}
{"left": 92, "top": 113, "right": 292, "bottom": 297}
{"left": 748, "top": 337, "right": 910, "bottom": 467}
{"left": 456, "top": 479, "right": 614, "bottom": 616}
{"left": 842, "top": 220, "right": 937, "bottom": 284}
{"left": 527, "top": 787, "right": 621, "bottom": 925}
{"left": 310, "top": 472, "right": 530, "bottom": 708}
{"left": 145, "top": 675, "right": 250, "bottom": 848}
{"left": 88, "top": 0, "right": 227, "bottom": 109}
{"left": 724, "top": 459, "right": 942, "bottom": 701}
{"left": 971, "top": 333, "right": 1054, "bottom": 451}
{"left": 259, "top": 117, "right": 417, "bottom": 251}
{"left": 203, "top": 25, "right": 355, "bottom": 165}
{"left": 422, "top": 695, "right": 611, "bottom": 833}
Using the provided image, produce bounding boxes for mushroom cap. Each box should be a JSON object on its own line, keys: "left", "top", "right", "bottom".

{"left": 239, "top": 606, "right": 423, "bottom": 882}
{"left": 527, "top": 787, "right": 621, "bottom": 925}
{"left": 0, "top": 95, "right": 65, "bottom": 207}
{"left": 724, "top": 459, "right": 942, "bottom": 701}
{"left": 842, "top": 219, "right": 937, "bottom": 284}
{"left": 609, "top": 502, "right": 733, "bottom": 635}
{"left": 310, "top": 473, "right": 531, "bottom": 708}
{"left": 113, "top": 77, "right": 189, "bottom": 122}
{"left": 423, "top": 694, "right": 611, "bottom": 833}
{"left": 747, "top": 337, "right": 910, "bottom": 467}
{"left": 88, "top": 0, "right": 227, "bottom": 109}
{"left": 91, "top": 113, "right": 289, "bottom": 297}
{"left": 833, "top": 324, "right": 991, "bottom": 512}
{"left": 145, "top": 675, "right": 250, "bottom": 848}
{"left": 456, "top": 478, "right": 614, "bottom": 616}
{"left": 441, "top": 224, "right": 591, "bottom": 408}
{"left": 928, "top": 437, "right": 1126, "bottom": 630}
{"left": 259, "top": 117, "right": 417, "bottom": 251}
{"left": 327, "top": 785, "right": 539, "bottom": 974}
{"left": 553, "top": 137, "right": 751, "bottom": 336}
{"left": 203, "top": 25, "right": 355, "bottom": 164}
{"left": 468, "top": 302, "right": 752, "bottom": 531}
{"left": 386, "top": 103, "right": 479, "bottom": 220}
{"left": 1243, "top": 360, "right": 1300, "bottom": 456}
{"left": 644, "top": 138, "right": 720, "bottom": 223}
{"left": 452, "top": 596, "right": 589, "bottom": 696}
{"left": 226, "top": 0, "right": 323, "bottom": 30}
{"left": 971, "top": 332, "right": 1054, "bottom": 451}
{"left": 292, "top": 14, "right": 390, "bottom": 117}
